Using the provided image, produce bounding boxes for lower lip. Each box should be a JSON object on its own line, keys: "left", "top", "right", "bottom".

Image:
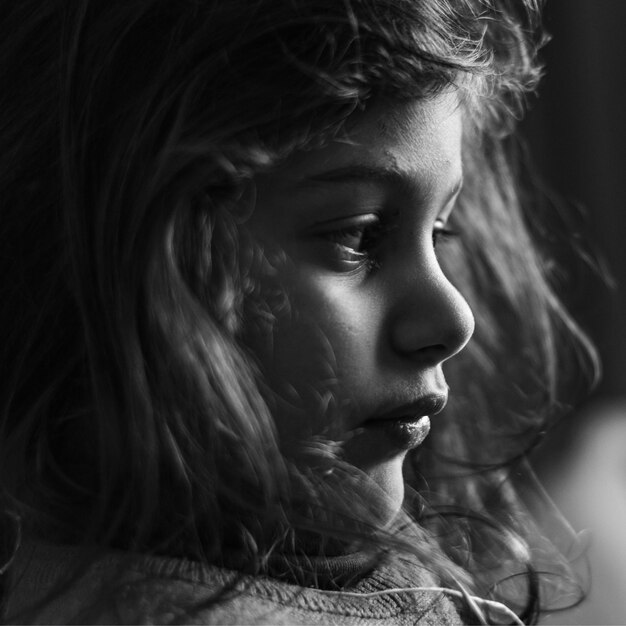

{"left": 366, "top": 415, "right": 431, "bottom": 450}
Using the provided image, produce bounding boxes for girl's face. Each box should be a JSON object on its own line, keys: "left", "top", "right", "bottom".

{"left": 243, "top": 93, "right": 474, "bottom": 524}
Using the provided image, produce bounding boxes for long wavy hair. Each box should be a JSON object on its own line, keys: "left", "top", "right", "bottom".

{"left": 0, "top": 0, "right": 596, "bottom": 622}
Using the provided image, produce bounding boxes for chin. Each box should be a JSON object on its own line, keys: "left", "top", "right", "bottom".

{"left": 361, "top": 455, "right": 408, "bottom": 526}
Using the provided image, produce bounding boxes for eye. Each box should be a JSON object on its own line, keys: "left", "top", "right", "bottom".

{"left": 432, "top": 218, "right": 458, "bottom": 248}
{"left": 326, "top": 215, "right": 382, "bottom": 253}
{"left": 312, "top": 213, "right": 387, "bottom": 270}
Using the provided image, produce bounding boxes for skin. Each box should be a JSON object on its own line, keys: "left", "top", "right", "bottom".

{"left": 242, "top": 92, "right": 475, "bottom": 525}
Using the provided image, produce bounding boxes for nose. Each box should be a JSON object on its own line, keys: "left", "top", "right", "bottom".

{"left": 388, "top": 259, "right": 475, "bottom": 365}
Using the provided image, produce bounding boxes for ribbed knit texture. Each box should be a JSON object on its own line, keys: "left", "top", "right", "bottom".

{"left": 6, "top": 540, "right": 463, "bottom": 624}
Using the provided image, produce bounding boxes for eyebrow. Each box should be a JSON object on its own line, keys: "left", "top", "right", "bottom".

{"left": 304, "top": 164, "right": 406, "bottom": 186}
{"left": 300, "top": 164, "right": 464, "bottom": 201}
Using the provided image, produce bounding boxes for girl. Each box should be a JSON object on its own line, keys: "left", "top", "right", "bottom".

{"left": 0, "top": 0, "right": 594, "bottom": 623}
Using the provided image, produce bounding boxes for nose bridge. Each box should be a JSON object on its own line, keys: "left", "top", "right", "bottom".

{"left": 389, "top": 256, "right": 475, "bottom": 363}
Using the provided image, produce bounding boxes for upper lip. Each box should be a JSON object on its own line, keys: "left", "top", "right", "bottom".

{"left": 365, "top": 393, "right": 448, "bottom": 424}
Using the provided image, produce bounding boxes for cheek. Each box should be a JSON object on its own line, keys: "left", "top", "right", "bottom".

{"left": 275, "top": 273, "right": 378, "bottom": 389}
{"left": 242, "top": 270, "right": 376, "bottom": 442}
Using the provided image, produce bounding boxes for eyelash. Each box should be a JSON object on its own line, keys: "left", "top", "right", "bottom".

{"left": 319, "top": 215, "right": 458, "bottom": 272}
{"left": 432, "top": 223, "right": 458, "bottom": 247}
{"left": 329, "top": 223, "right": 384, "bottom": 250}
{"left": 324, "top": 217, "right": 388, "bottom": 269}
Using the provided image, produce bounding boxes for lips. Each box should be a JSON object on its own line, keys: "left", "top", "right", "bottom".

{"left": 362, "top": 393, "right": 447, "bottom": 450}
{"left": 367, "top": 393, "right": 448, "bottom": 424}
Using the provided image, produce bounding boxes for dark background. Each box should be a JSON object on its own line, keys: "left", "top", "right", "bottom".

{"left": 524, "top": 0, "right": 626, "bottom": 401}
{"left": 524, "top": 5, "right": 626, "bottom": 621}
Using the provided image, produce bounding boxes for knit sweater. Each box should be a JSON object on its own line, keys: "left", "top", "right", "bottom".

{"left": 5, "top": 541, "right": 463, "bottom": 624}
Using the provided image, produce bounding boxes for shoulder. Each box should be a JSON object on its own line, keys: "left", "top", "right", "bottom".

{"left": 5, "top": 541, "right": 462, "bottom": 625}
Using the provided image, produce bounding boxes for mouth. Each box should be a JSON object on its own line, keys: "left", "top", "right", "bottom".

{"left": 362, "top": 393, "right": 447, "bottom": 450}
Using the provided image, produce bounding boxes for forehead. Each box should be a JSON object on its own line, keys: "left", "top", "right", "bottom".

{"left": 258, "top": 92, "right": 463, "bottom": 195}
{"left": 371, "top": 93, "right": 462, "bottom": 170}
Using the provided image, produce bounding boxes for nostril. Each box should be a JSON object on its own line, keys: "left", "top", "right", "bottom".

{"left": 408, "top": 343, "right": 452, "bottom": 365}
